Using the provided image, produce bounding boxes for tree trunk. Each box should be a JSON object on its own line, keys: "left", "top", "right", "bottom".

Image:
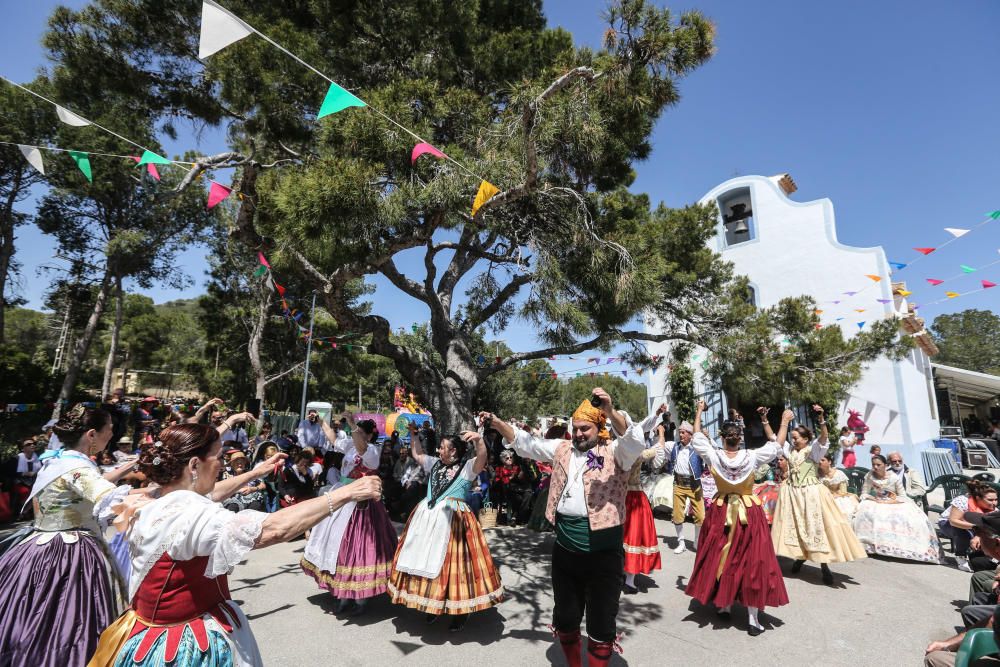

{"left": 0, "top": 170, "right": 23, "bottom": 345}
{"left": 51, "top": 271, "right": 113, "bottom": 420}
{"left": 101, "top": 274, "right": 124, "bottom": 397}
{"left": 248, "top": 286, "right": 271, "bottom": 404}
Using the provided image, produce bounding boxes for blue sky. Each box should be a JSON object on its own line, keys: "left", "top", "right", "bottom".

{"left": 3, "top": 0, "right": 998, "bottom": 372}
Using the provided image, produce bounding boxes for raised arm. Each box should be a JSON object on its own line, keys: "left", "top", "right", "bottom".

{"left": 693, "top": 399, "right": 705, "bottom": 434}
{"left": 812, "top": 404, "right": 829, "bottom": 446}
{"left": 407, "top": 422, "right": 428, "bottom": 468}
{"left": 343, "top": 412, "right": 368, "bottom": 455}
{"left": 482, "top": 412, "right": 559, "bottom": 463}
{"left": 461, "top": 431, "right": 489, "bottom": 475}
{"left": 638, "top": 403, "right": 668, "bottom": 435}
{"left": 319, "top": 419, "right": 339, "bottom": 447}
{"left": 188, "top": 398, "right": 223, "bottom": 424}
{"left": 256, "top": 476, "right": 382, "bottom": 547}
{"left": 775, "top": 409, "right": 795, "bottom": 449}
{"left": 757, "top": 406, "right": 776, "bottom": 440}
{"left": 218, "top": 411, "right": 255, "bottom": 436}
{"left": 212, "top": 452, "right": 287, "bottom": 502}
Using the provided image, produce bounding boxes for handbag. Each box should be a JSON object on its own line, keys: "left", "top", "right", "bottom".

{"left": 478, "top": 501, "right": 498, "bottom": 529}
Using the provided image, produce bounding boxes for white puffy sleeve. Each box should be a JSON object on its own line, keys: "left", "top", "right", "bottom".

{"left": 691, "top": 432, "right": 717, "bottom": 461}
{"left": 509, "top": 428, "right": 560, "bottom": 464}
{"left": 753, "top": 440, "right": 782, "bottom": 466}
{"left": 809, "top": 438, "right": 830, "bottom": 463}
{"left": 169, "top": 502, "right": 267, "bottom": 578}
{"left": 64, "top": 466, "right": 132, "bottom": 528}
{"left": 333, "top": 433, "right": 353, "bottom": 454}
{"left": 610, "top": 412, "right": 645, "bottom": 469}
{"left": 360, "top": 443, "right": 381, "bottom": 469}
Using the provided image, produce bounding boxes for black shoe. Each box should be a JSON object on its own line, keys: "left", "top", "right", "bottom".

{"left": 791, "top": 559, "right": 805, "bottom": 574}
{"left": 334, "top": 598, "right": 350, "bottom": 614}
{"left": 426, "top": 613, "right": 440, "bottom": 625}
{"left": 623, "top": 583, "right": 638, "bottom": 595}
{"left": 716, "top": 608, "right": 731, "bottom": 620}
{"left": 346, "top": 600, "right": 367, "bottom": 617}
{"left": 821, "top": 565, "right": 834, "bottom": 585}
{"left": 748, "top": 625, "right": 764, "bottom": 637}
{"left": 448, "top": 614, "right": 469, "bottom": 632}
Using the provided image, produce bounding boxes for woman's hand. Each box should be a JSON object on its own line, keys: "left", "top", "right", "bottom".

{"left": 757, "top": 406, "right": 769, "bottom": 418}
{"left": 971, "top": 535, "right": 982, "bottom": 552}
{"left": 345, "top": 476, "right": 382, "bottom": 502}
{"left": 460, "top": 430, "right": 483, "bottom": 444}
{"left": 781, "top": 409, "right": 795, "bottom": 425}
{"left": 812, "top": 404, "right": 824, "bottom": 416}
{"left": 253, "top": 452, "right": 287, "bottom": 477}
{"left": 696, "top": 399, "right": 707, "bottom": 414}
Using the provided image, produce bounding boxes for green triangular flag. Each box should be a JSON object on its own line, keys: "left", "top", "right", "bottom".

{"left": 961, "top": 265, "right": 976, "bottom": 273}
{"left": 252, "top": 265, "right": 267, "bottom": 278}
{"left": 988, "top": 210, "right": 1000, "bottom": 220}
{"left": 317, "top": 82, "right": 366, "bottom": 118}
{"left": 68, "top": 151, "right": 92, "bottom": 183}
{"left": 137, "top": 150, "right": 171, "bottom": 166}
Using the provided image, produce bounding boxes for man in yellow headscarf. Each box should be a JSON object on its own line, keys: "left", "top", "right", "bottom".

{"left": 483, "top": 388, "right": 645, "bottom": 667}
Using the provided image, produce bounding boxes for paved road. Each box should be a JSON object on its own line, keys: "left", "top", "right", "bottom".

{"left": 234, "top": 516, "right": 967, "bottom": 666}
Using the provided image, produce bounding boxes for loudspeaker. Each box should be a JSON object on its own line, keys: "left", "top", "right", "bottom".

{"left": 247, "top": 399, "right": 262, "bottom": 419}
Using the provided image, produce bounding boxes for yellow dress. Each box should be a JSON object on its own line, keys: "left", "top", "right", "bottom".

{"left": 770, "top": 442, "right": 867, "bottom": 564}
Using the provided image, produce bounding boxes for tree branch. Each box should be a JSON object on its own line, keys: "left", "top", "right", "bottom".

{"left": 377, "top": 259, "right": 427, "bottom": 301}
{"left": 462, "top": 273, "right": 533, "bottom": 333}
{"left": 264, "top": 361, "right": 306, "bottom": 386}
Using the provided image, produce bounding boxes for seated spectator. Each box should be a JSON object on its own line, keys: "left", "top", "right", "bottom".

{"left": 12, "top": 439, "right": 40, "bottom": 515}
{"left": 221, "top": 452, "right": 267, "bottom": 512}
{"left": 888, "top": 451, "right": 927, "bottom": 501}
{"left": 491, "top": 449, "right": 531, "bottom": 527}
{"left": 96, "top": 449, "right": 118, "bottom": 474}
{"left": 301, "top": 447, "right": 323, "bottom": 479}
{"left": 112, "top": 436, "right": 138, "bottom": 464}
{"left": 279, "top": 453, "right": 317, "bottom": 507}
{"left": 322, "top": 451, "right": 345, "bottom": 488}
{"left": 390, "top": 446, "right": 426, "bottom": 520}
{"left": 940, "top": 480, "right": 999, "bottom": 572}
{"left": 467, "top": 469, "right": 489, "bottom": 515}
{"left": 252, "top": 422, "right": 273, "bottom": 449}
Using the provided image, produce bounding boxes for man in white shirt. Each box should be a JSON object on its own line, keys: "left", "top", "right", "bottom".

{"left": 296, "top": 410, "right": 330, "bottom": 451}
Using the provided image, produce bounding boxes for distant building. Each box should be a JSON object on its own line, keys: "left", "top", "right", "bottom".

{"left": 644, "top": 174, "right": 940, "bottom": 466}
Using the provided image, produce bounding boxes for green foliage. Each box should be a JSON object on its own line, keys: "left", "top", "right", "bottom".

{"left": 931, "top": 309, "right": 1000, "bottom": 375}
{"left": 669, "top": 347, "right": 696, "bottom": 424}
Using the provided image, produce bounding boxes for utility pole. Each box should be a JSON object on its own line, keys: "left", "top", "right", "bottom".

{"left": 298, "top": 292, "right": 318, "bottom": 421}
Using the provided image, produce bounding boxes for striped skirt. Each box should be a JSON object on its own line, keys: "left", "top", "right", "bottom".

{"left": 387, "top": 505, "right": 504, "bottom": 615}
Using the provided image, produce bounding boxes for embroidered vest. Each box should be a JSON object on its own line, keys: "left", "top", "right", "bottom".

{"left": 545, "top": 441, "right": 629, "bottom": 531}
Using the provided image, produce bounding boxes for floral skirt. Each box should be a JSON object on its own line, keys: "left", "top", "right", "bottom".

{"left": 753, "top": 482, "right": 780, "bottom": 525}
{"left": 686, "top": 498, "right": 788, "bottom": 611}
{"left": 771, "top": 483, "right": 867, "bottom": 564}
{"left": 852, "top": 499, "right": 940, "bottom": 563}
{"left": 388, "top": 506, "right": 504, "bottom": 615}
{"left": 623, "top": 490, "right": 661, "bottom": 575}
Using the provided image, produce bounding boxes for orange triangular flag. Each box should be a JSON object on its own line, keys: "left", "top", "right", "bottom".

{"left": 471, "top": 180, "right": 500, "bottom": 217}
{"left": 945, "top": 291, "right": 959, "bottom": 298}
{"left": 854, "top": 308, "right": 866, "bottom": 313}
{"left": 865, "top": 274, "right": 881, "bottom": 282}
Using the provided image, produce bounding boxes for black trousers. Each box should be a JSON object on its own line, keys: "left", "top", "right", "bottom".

{"left": 551, "top": 541, "right": 623, "bottom": 642}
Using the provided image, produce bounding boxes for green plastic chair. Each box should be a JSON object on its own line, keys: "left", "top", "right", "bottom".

{"left": 956, "top": 628, "right": 999, "bottom": 667}
{"left": 925, "top": 474, "right": 972, "bottom": 515}
{"left": 842, "top": 467, "right": 869, "bottom": 496}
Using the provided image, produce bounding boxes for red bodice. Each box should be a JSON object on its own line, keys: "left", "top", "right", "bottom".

{"left": 127, "top": 554, "right": 241, "bottom": 662}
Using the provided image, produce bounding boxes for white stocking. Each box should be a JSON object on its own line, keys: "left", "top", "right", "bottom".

{"left": 747, "top": 606, "right": 763, "bottom": 630}
{"left": 624, "top": 573, "right": 636, "bottom": 588}
{"left": 674, "top": 522, "right": 685, "bottom": 540}
{"left": 693, "top": 524, "right": 701, "bottom": 549}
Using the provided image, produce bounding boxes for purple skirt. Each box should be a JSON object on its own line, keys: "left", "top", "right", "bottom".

{"left": 0, "top": 531, "right": 124, "bottom": 667}
{"left": 309, "top": 500, "right": 398, "bottom": 600}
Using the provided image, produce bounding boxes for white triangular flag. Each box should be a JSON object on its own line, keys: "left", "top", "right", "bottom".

{"left": 55, "top": 105, "right": 91, "bottom": 127}
{"left": 944, "top": 227, "right": 970, "bottom": 238}
{"left": 198, "top": 0, "right": 254, "bottom": 59}
{"left": 17, "top": 145, "right": 44, "bottom": 175}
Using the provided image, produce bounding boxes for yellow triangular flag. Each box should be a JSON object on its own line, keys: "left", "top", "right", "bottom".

{"left": 865, "top": 274, "right": 881, "bottom": 282}
{"left": 945, "top": 291, "right": 959, "bottom": 298}
{"left": 895, "top": 289, "right": 912, "bottom": 297}
{"left": 854, "top": 308, "right": 866, "bottom": 313}
{"left": 471, "top": 180, "right": 500, "bottom": 217}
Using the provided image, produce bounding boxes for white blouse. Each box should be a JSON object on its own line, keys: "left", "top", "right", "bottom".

{"left": 692, "top": 433, "right": 781, "bottom": 484}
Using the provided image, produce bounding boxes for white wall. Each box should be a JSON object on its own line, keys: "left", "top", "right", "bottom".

{"left": 645, "top": 175, "right": 939, "bottom": 464}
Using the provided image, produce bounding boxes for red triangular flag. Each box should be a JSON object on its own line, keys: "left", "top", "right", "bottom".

{"left": 207, "top": 181, "right": 232, "bottom": 209}
{"left": 273, "top": 281, "right": 286, "bottom": 296}
{"left": 913, "top": 247, "right": 936, "bottom": 255}
{"left": 130, "top": 155, "right": 160, "bottom": 181}
{"left": 926, "top": 278, "right": 944, "bottom": 286}
{"left": 983, "top": 280, "right": 997, "bottom": 289}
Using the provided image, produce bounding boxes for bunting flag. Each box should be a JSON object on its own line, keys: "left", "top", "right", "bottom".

{"left": 945, "top": 228, "right": 970, "bottom": 238}
{"left": 411, "top": 142, "right": 446, "bottom": 164}
{"left": 889, "top": 262, "right": 907, "bottom": 270}
{"left": 273, "top": 281, "right": 286, "bottom": 296}
{"left": 990, "top": 211, "right": 1000, "bottom": 220}
{"left": 68, "top": 151, "right": 92, "bottom": 183}
{"left": 961, "top": 265, "right": 976, "bottom": 273}
{"left": 945, "top": 291, "right": 959, "bottom": 298}
{"left": 832, "top": 300, "right": 841, "bottom": 304}
{"left": 926, "top": 278, "right": 944, "bottom": 286}
{"left": 471, "top": 180, "right": 500, "bottom": 217}
{"left": 587, "top": 357, "right": 599, "bottom": 364}
{"left": 814, "top": 309, "right": 823, "bottom": 315}
{"left": 983, "top": 280, "right": 997, "bottom": 289}
{"left": 876, "top": 299, "right": 892, "bottom": 304}
{"left": 854, "top": 308, "right": 865, "bottom": 313}
{"left": 914, "top": 247, "right": 936, "bottom": 255}
{"left": 130, "top": 156, "right": 161, "bottom": 180}
{"left": 55, "top": 105, "right": 91, "bottom": 127}
{"left": 857, "top": 322, "right": 866, "bottom": 330}
{"left": 257, "top": 252, "right": 271, "bottom": 269}
{"left": 843, "top": 291, "right": 858, "bottom": 296}
{"left": 17, "top": 145, "right": 44, "bottom": 175}
{"left": 137, "top": 150, "right": 171, "bottom": 166}
{"left": 207, "top": 181, "right": 232, "bottom": 209}
{"left": 318, "top": 82, "right": 366, "bottom": 118}
{"left": 835, "top": 317, "right": 844, "bottom": 321}
{"left": 865, "top": 274, "right": 881, "bottom": 282}
{"left": 895, "top": 289, "right": 912, "bottom": 297}
{"left": 198, "top": 0, "right": 254, "bottom": 59}
{"left": 252, "top": 265, "right": 267, "bottom": 278}
{"left": 476, "top": 355, "right": 486, "bottom": 364}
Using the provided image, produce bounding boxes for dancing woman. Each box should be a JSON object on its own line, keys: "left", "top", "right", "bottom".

{"left": 0, "top": 405, "right": 135, "bottom": 666}
{"left": 388, "top": 430, "right": 503, "bottom": 631}
{"left": 90, "top": 423, "right": 381, "bottom": 666}
{"left": 622, "top": 432, "right": 665, "bottom": 594}
{"left": 685, "top": 403, "right": 789, "bottom": 636}
{"left": 769, "top": 405, "right": 866, "bottom": 584}
{"left": 300, "top": 413, "right": 398, "bottom": 615}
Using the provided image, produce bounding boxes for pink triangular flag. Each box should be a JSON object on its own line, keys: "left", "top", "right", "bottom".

{"left": 983, "top": 280, "right": 997, "bottom": 289}
{"left": 130, "top": 155, "right": 161, "bottom": 181}
{"left": 926, "top": 278, "right": 944, "bottom": 286}
{"left": 207, "top": 181, "right": 232, "bottom": 209}
{"left": 411, "top": 142, "right": 446, "bottom": 164}
{"left": 257, "top": 251, "right": 271, "bottom": 269}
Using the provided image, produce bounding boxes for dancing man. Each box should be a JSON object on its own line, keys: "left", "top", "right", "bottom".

{"left": 669, "top": 419, "right": 704, "bottom": 553}
{"left": 486, "top": 387, "right": 645, "bottom": 667}
{"left": 685, "top": 402, "right": 789, "bottom": 636}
